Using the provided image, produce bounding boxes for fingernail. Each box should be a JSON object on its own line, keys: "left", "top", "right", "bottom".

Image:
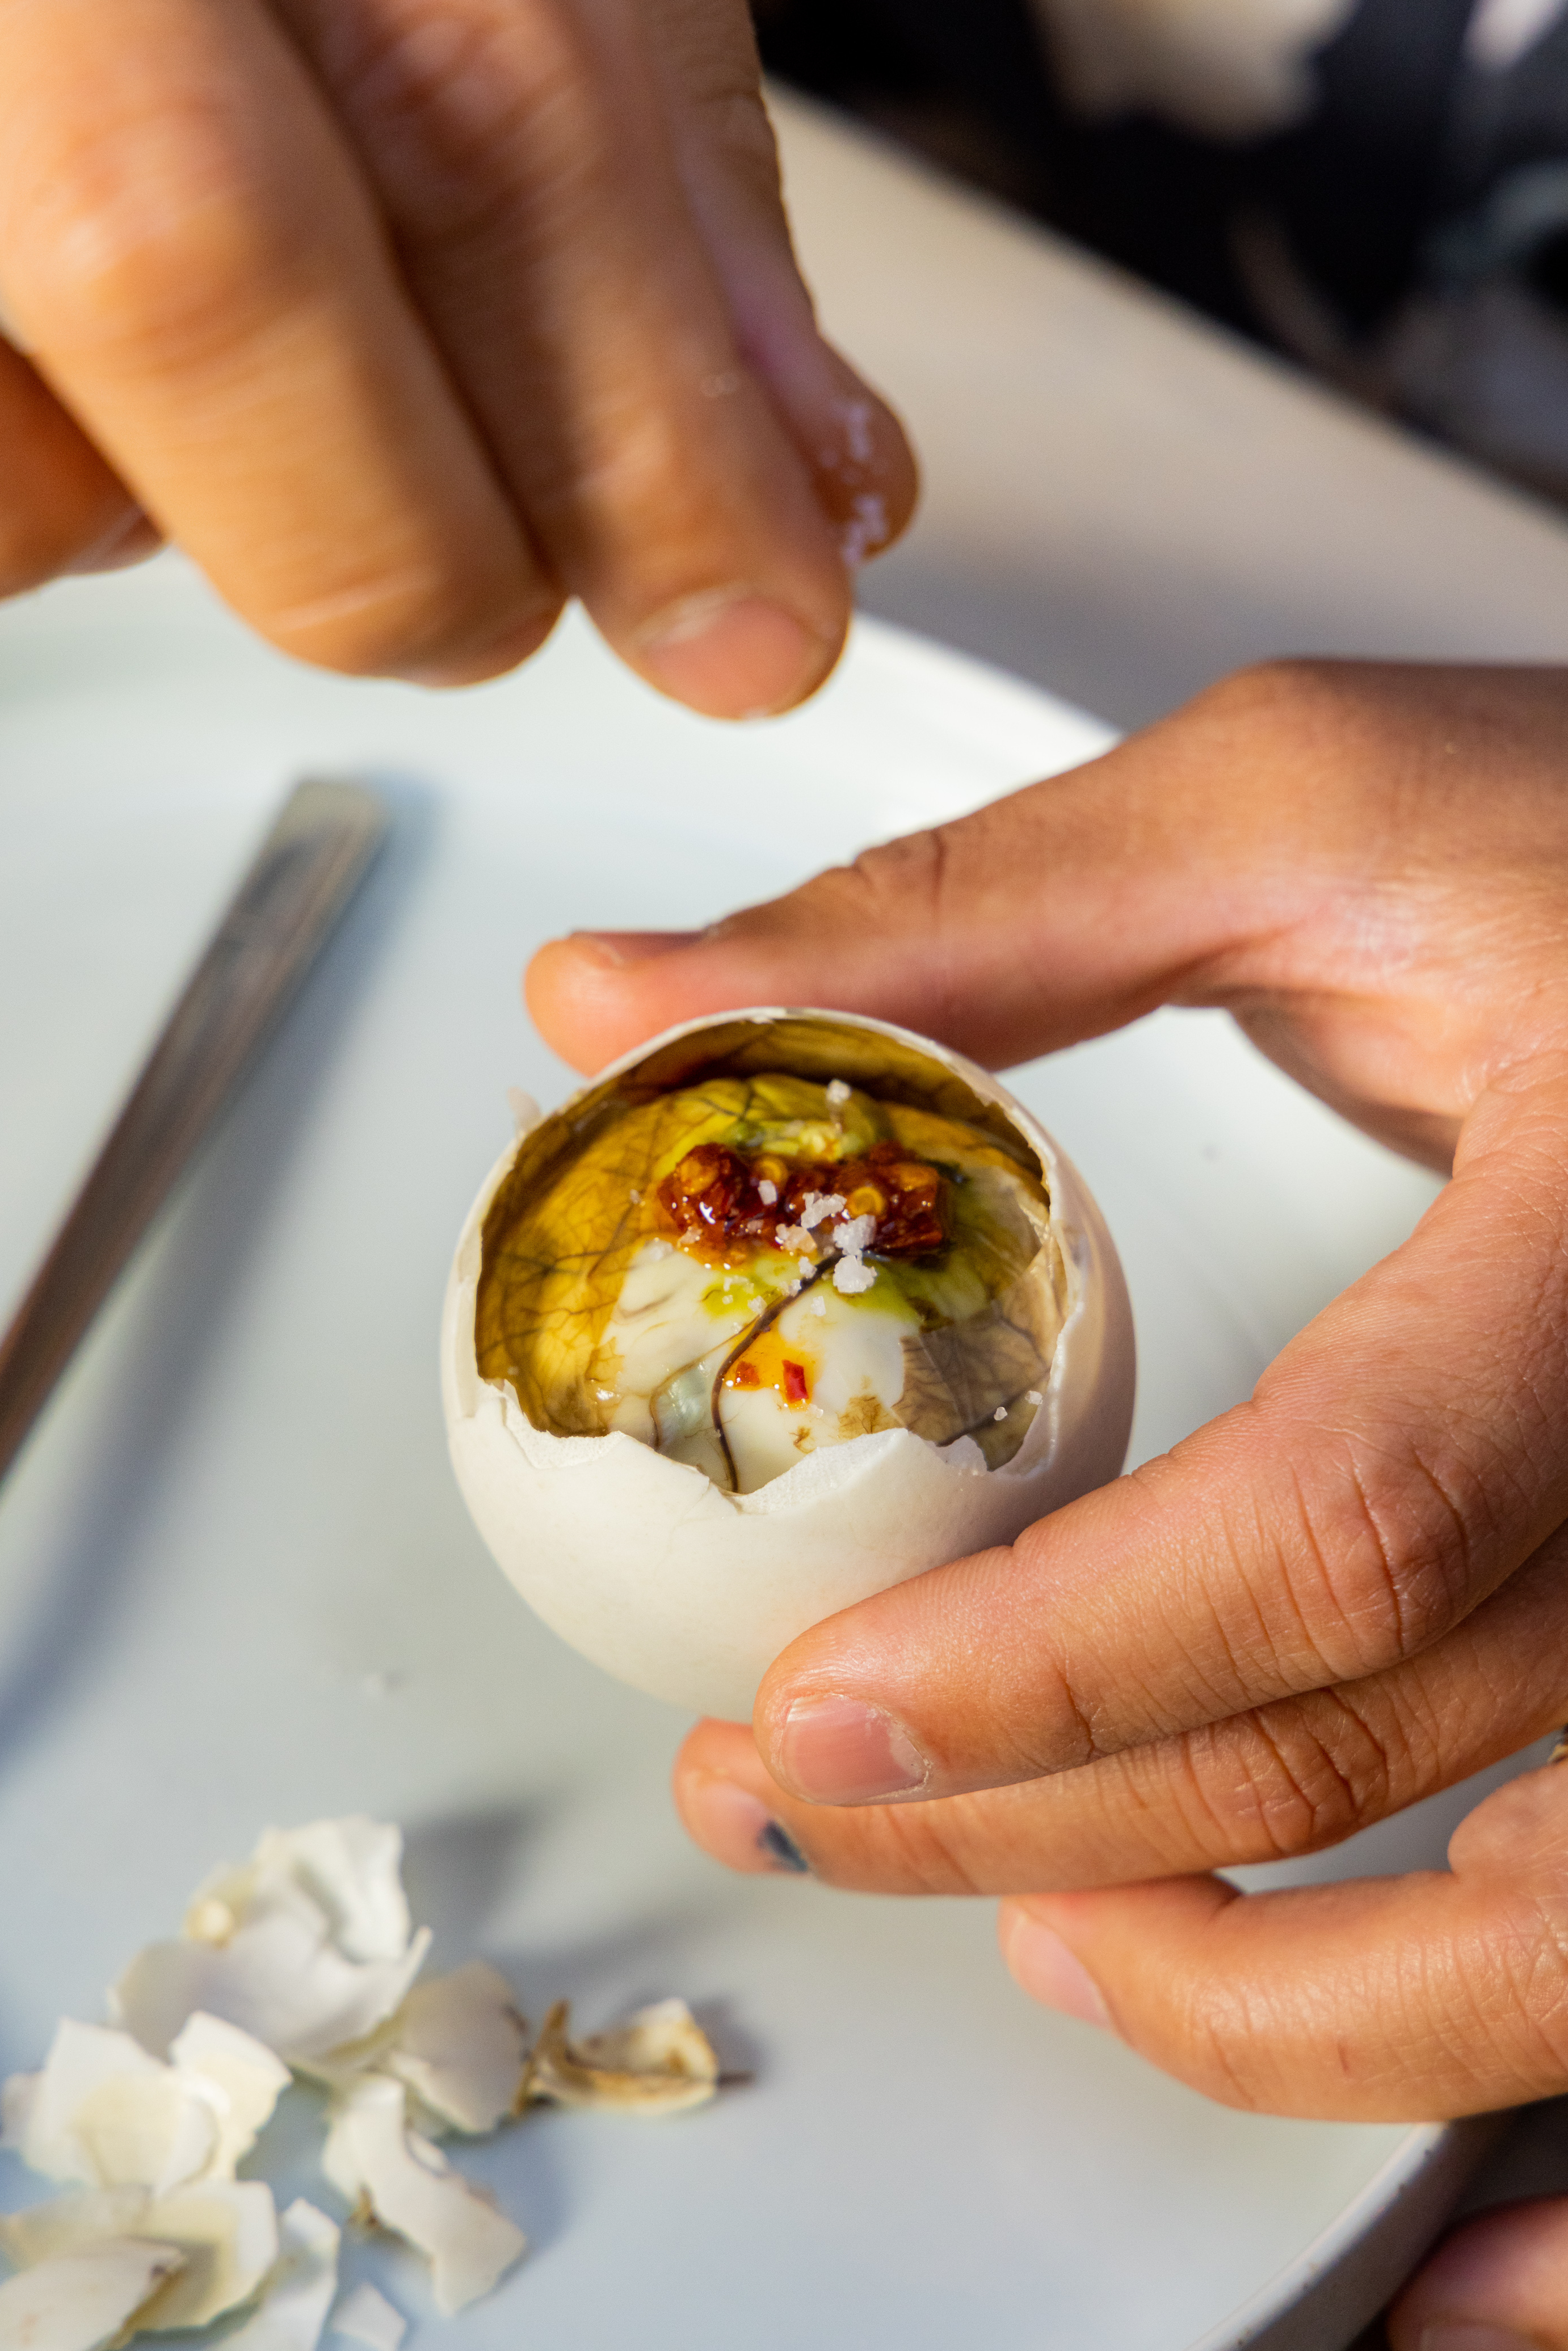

{"left": 570, "top": 929, "right": 701, "bottom": 968}
{"left": 637, "top": 591, "right": 828, "bottom": 719}
{"left": 1001, "top": 1916, "right": 1113, "bottom": 2031}
{"left": 774, "top": 1694, "right": 930, "bottom": 1805}
{"left": 683, "top": 1773, "right": 812, "bottom": 1876}
{"left": 1417, "top": 2329, "right": 1540, "bottom": 2350}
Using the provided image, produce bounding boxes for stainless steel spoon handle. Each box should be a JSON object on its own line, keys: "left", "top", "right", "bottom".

{"left": 0, "top": 779, "right": 387, "bottom": 1486}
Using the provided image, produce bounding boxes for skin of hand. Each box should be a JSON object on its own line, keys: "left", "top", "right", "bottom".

{"left": 0, "top": 0, "right": 914, "bottom": 713}
{"left": 531, "top": 657, "right": 1568, "bottom": 2349}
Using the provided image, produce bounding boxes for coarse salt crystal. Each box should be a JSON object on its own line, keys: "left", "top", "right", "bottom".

{"left": 836, "top": 1214, "right": 875, "bottom": 1256}
{"left": 993, "top": 1406, "right": 1007, "bottom": 1421}
{"left": 825, "top": 1080, "right": 851, "bottom": 1108}
{"left": 758, "top": 1180, "right": 777, "bottom": 1206}
{"left": 833, "top": 1257, "right": 876, "bottom": 1296}
{"left": 800, "top": 1193, "right": 846, "bottom": 1231}
{"left": 774, "top": 1226, "right": 814, "bottom": 1257}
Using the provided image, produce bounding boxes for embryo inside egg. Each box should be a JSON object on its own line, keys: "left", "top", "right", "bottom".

{"left": 474, "top": 1058, "right": 1069, "bottom": 1496}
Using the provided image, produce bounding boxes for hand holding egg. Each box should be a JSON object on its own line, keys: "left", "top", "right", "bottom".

{"left": 528, "top": 659, "right": 1568, "bottom": 2191}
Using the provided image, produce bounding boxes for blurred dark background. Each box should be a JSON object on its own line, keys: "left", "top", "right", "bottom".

{"left": 751, "top": 0, "right": 1568, "bottom": 506}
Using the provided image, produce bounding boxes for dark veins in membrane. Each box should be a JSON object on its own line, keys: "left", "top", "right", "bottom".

{"left": 658, "top": 1141, "right": 947, "bottom": 1259}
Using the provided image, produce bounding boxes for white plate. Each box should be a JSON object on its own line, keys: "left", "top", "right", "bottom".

{"left": 0, "top": 561, "right": 1533, "bottom": 2349}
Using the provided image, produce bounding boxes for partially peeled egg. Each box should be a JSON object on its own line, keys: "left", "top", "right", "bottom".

{"left": 442, "top": 1010, "right": 1134, "bottom": 1718}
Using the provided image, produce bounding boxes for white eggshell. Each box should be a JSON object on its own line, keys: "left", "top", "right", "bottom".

{"left": 442, "top": 1010, "right": 1135, "bottom": 1720}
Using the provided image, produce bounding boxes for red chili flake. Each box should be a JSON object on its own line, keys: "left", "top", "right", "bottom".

{"left": 731, "top": 1360, "right": 760, "bottom": 1389}
{"left": 783, "top": 1360, "right": 809, "bottom": 1406}
{"left": 658, "top": 1138, "right": 946, "bottom": 1259}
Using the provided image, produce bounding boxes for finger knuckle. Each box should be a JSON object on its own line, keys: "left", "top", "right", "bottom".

{"left": 8, "top": 98, "right": 305, "bottom": 362}
{"left": 1190, "top": 1690, "right": 1418, "bottom": 1860}
{"left": 1465, "top": 1894, "right": 1568, "bottom": 2092}
{"left": 675, "top": 57, "right": 781, "bottom": 205}
{"left": 1272, "top": 1433, "right": 1483, "bottom": 1678}
{"left": 326, "top": 0, "right": 604, "bottom": 246}
{"left": 872, "top": 1799, "right": 993, "bottom": 1897}
{"left": 1170, "top": 1978, "right": 1273, "bottom": 2112}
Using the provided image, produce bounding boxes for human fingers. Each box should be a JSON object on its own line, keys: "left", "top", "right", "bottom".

{"left": 721, "top": 1067, "right": 1568, "bottom": 1814}
{"left": 0, "top": 0, "right": 549, "bottom": 678}
{"left": 273, "top": 0, "right": 875, "bottom": 717}
{"left": 1388, "top": 2196, "right": 1568, "bottom": 2350}
{"left": 644, "top": 0, "right": 917, "bottom": 571}
{"left": 672, "top": 1528, "right": 1568, "bottom": 1893}
{"left": 0, "top": 336, "right": 155, "bottom": 590}
{"left": 524, "top": 661, "right": 1568, "bottom": 1125}
{"left": 995, "top": 1756, "right": 1568, "bottom": 2121}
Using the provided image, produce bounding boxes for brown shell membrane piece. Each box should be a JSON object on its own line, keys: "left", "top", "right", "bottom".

{"left": 516, "top": 2000, "right": 720, "bottom": 2118}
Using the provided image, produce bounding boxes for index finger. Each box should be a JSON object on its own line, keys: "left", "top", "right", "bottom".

{"left": 996, "top": 1754, "right": 1568, "bottom": 2120}
{"left": 0, "top": 0, "right": 549, "bottom": 678}
{"left": 748, "top": 1066, "right": 1568, "bottom": 1806}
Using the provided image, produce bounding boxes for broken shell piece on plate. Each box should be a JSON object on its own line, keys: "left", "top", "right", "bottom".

{"left": 221, "top": 2199, "right": 340, "bottom": 2351}
{"left": 0, "top": 2239, "right": 185, "bottom": 2351}
{"left": 519, "top": 1998, "right": 720, "bottom": 2118}
{"left": 110, "top": 1820, "right": 431, "bottom": 2063}
{"left": 0, "top": 2178, "right": 279, "bottom": 2333}
{"left": 322, "top": 2076, "right": 526, "bottom": 2315}
{"left": 1, "top": 2014, "right": 288, "bottom": 2196}
{"left": 376, "top": 1963, "right": 528, "bottom": 2137}
{"left": 299, "top": 1962, "right": 528, "bottom": 2139}
{"left": 331, "top": 2278, "right": 406, "bottom": 2351}
{"left": 443, "top": 1007, "right": 1136, "bottom": 1717}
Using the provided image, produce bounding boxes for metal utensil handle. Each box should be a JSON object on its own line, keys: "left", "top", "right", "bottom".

{"left": 0, "top": 778, "right": 387, "bottom": 1486}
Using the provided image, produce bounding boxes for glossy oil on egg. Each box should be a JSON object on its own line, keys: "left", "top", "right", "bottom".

{"left": 442, "top": 1009, "right": 1135, "bottom": 1719}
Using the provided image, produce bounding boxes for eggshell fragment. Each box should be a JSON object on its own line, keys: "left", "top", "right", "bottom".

{"left": 378, "top": 1963, "right": 528, "bottom": 2137}
{"left": 111, "top": 1822, "right": 431, "bottom": 2063}
{"left": 167, "top": 2015, "right": 292, "bottom": 2181}
{"left": 0, "top": 2178, "right": 279, "bottom": 2332}
{"left": 0, "top": 2238, "right": 184, "bottom": 2351}
{"left": 1, "top": 2016, "right": 287, "bottom": 2201}
{"left": 223, "top": 2199, "right": 340, "bottom": 2351}
{"left": 443, "top": 1008, "right": 1136, "bottom": 1718}
{"left": 322, "top": 2077, "right": 526, "bottom": 2314}
{"left": 297, "top": 1963, "right": 528, "bottom": 2140}
{"left": 520, "top": 1998, "right": 719, "bottom": 2118}
{"left": 2, "top": 2021, "right": 211, "bottom": 2195}
{"left": 331, "top": 2279, "right": 406, "bottom": 2350}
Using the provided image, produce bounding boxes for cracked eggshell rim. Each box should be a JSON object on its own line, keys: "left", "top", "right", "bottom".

{"left": 440, "top": 1009, "right": 1136, "bottom": 1721}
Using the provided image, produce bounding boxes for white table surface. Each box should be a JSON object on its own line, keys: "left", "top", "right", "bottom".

{"left": 771, "top": 80, "right": 1568, "bottom": 2295}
